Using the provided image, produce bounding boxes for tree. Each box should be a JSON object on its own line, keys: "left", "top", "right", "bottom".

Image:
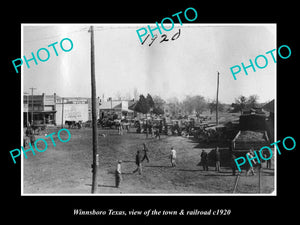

{"left": 166, "top": 97, "right": 181, "bottom": 117}
{"left": 191, "top": 95, "right": 207, "bottom": 114}
{"left": 234, "top": 95, "right": 247, "bottom": 114}
{"left": 247, "top": 95, "right": 259, "bottom": 108}
{"left": 153, "top": 95, "right": 166, "bottom": 109}
{"left": 134, "top": 94, "right": 150, "bottom": 114}
{"left": 182, "top": 96, "right": 194, "bottom": 114}
{"left": 209, "top": 100, "right": 224, "bottom": 114}
{"left": 231, "top": 95, "right": 260, "bottom": 113}
{"left": 152, "top": 95, "right": 166, "bottom": 115}
{"left": 152, "top": 107, "right": 164, "bottom": 115}
{"left": 182, "top": 95, "right": 207, "bottom": 115}
{"left": 131, "top": 94, "right": 166, "bottom": 115}
{"left": 146, "top": 94, "right": 155, "bottom": 109}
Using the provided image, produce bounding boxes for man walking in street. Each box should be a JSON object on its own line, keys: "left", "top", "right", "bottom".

{"left": 141, "top": 143, "right": 150, "bottom": 163}
{"left": 115, "top": 160, "right": 122, "bottom": 188}
{"left": 133, "top": 150, "right": 143, "bottom": 175}
{"left": 170, "top": 147, "right": 177, "bottom": 167}
{"left": 215, "top": 147, "right": 221, "bottom": 172}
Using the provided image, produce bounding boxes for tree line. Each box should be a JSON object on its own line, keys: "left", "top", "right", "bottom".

{"left": 132, "top": 94, "right": 224, "bottom": 117}
{"left": 231, "top": 95, "right": 260, "bottom": 113}
{"left": 131, "top": 93, "right": 262, "bottom": 117}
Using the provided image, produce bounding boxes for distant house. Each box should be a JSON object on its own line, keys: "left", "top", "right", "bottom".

{"left": 99, "top": 100, "right": 134, "bottom": 119}
{"left": 24, "top": 93, "right": 101, "bottom": 127}
{"left": 262, "top": 99, "right": 274, "bottom": 115}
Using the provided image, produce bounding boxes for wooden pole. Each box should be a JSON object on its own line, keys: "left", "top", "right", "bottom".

{"left": 24, "top": 92, "right": 29, "bottom": 127}
{"left": 233, "top": 173, "right": 240, "bottom": 193}
{"left": 29, "top": 87, "right": 36, "bottom": 126}
{"left": 258, "top": 164, "right": 262, "bottom": 193}
{"left": 90, "top": 25, "right": 99, "bottom": 194}
{"left": 27, "top": 94, "right": 29, "bottom": 126}
{"left": 61, "top": 97, "right": 64, "bottom": 128}
{"left": 216, "top": 72, "right": 219, "bottom": 126}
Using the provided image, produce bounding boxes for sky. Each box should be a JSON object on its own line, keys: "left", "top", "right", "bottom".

{"left": 22, "top": 24, "right": 276, "bottom": 104}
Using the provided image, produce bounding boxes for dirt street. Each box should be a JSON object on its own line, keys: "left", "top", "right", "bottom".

{"left": 23, "top": 127, "right": 274, "bottom": 194}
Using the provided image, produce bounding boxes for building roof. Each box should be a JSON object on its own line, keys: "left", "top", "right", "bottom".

{"left": 99, "top": 100, "right": 129, "bottom": 111}
{"left": 262, "top": 99, "right": 274, "bottom": 113}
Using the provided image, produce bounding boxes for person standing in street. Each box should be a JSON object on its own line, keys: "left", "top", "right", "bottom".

{"left": 215, "top": 147, "right": 221, "bottom": 172}
{"left": 154, "top": 127, "right": 160, "bottom": 139}
{"left": 170, "top": 147, "right": 177, "bottom": 167}
{"left": 118, "top": 121, "right": 123, "bottom": 135}
{"left": 201, "top": 150, "right": 209, "bottom": 171}
{"left": 133, "top": 150, "right": 143, "bottom": 175}
{"left": 115, "top": 160, "right": 122, "bottom": 188}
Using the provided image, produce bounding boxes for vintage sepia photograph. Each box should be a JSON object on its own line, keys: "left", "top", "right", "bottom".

{"left": 21, "top": 24, "right": 276, "bottom": 195}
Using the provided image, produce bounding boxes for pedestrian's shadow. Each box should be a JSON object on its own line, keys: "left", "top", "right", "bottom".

{"left": 98, "top": 184, "right": 117, "bottom": 188}
{"left": 107, "top": 171, "right": 132, "bottom": 175}
{"left": 122, "top": 172, "right": 134, "bottom": 175}
{"left": 145, "top": 165, "right": 171, "bottom": 168}
{"left": 85, "top": 183, "right": 116, "bottom": 188}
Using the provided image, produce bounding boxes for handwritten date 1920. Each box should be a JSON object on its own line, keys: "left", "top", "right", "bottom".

{"left": 141, "top": 29, "right": 181, "bottom": 47}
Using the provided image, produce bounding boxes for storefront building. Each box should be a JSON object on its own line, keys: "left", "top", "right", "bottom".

{"left": 23, "top": 93, "right": 57, "bottom": 127}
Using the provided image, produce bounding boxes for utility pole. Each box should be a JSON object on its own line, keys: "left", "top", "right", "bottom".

{"left": 216, "top": 72, "right": 220, "bottom": 126}
{"left": 24, "top": 92, "right": 29, "bottom": 127}
{"left": 89, "top": 25, "right": 99, "bottom": 194}
{"left": 61, "top": 97, "right": 64, "bottom": 128}
{"left": 29, "top": 87, "right": 36, "bottom": 126}
{"left": 258, "top": 164, "right": 262, "bottom": 193}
